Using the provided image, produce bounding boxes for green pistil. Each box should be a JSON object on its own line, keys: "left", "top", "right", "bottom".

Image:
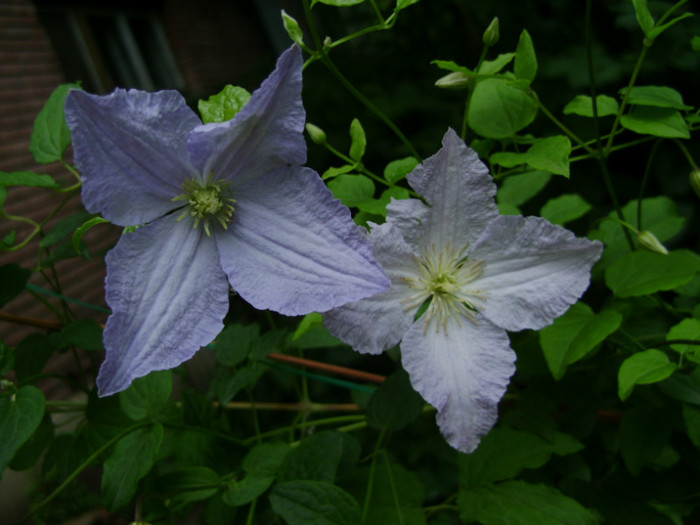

{"left": 173, "top": 176, "right": 236, "bottom": 236}
{"left": 402, "top": 242, "right": 486, "bottom": 334}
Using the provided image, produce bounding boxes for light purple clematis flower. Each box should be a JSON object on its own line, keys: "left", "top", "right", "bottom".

{"left": 324, "top": 129, "right": 603, "bottom": 453}
{"left": 65, "top": 46, "right": 389, "bottom": 396}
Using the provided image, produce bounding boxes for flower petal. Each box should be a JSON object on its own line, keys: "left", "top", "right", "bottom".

{"left": 187, "top": 45, "right": 306, "bottom": 186}
{"left": 406, "top": 129, "right": 499, "bottom": 249}
{"left": 324, "top": 222, "right": 420, "bottom": 354}
{"left": 216, "top": 166, "right": 390, "bottom": 316}
{"left": 469, "top": 215, "right": 603, "bottom": 332}
{"left": 401, "top": 314, "right": 516, "bottom": 453}
{"left": 385, "top": 198, "right": 431, "bottom": 250}
{"left": 65, "top": 89, "right": 200, "bottom": 226}
{"left": 97, "top": 215, "right": 229, "bottom": 396}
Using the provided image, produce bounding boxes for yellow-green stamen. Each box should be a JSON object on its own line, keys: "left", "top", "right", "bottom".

{"left": 402, "top": 242, "right": 486, "bottom": 334}
{"left": 173, "top": 176, "right": 236, "bottom": 236}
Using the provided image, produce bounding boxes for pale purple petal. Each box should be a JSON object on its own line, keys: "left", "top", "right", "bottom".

{"left": 469, "top": 215, "right": 603, "bottom": 332}
{"left": 406, "top": 128, "right": 499, "bottom": 249}
{"left": 401, "top": 314, "right": 516, "bottom": 453}
{"left": 66, "top": 89, "right": 200, "bottom": 226}
{"left": 187, "top": 45, "right": 305, "bottom": 186}
{"left": 385, "top": 198, "right": 431, "bottom": 250}
{"left": 97, "top": 215, "right": 229, "bottom": 396}
{"left": 216, "top": 166, "right": 389, "bottom": 316}
{"left": 324, "top": 222, "right": 420, "bottom": 354}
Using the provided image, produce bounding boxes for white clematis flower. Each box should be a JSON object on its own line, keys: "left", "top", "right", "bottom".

{"left": 324, "top": 129, "right": 603, "bottom": 453}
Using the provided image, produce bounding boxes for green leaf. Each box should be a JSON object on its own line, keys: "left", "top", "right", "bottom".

{"left": 322, "top": 164, "right": 355, "bottom": 180}
{"left": 14, "top": 333, "right": 61, "bottom": 381}
{"left": 39, "top": 210, "right": 94, "bottom": 249}
{"left": 631, "top": 0, "right": 655, "bottom": 35}
{"left": 563, "top": 95, "right": 619, "bottom": 117}
{"left": 270, "top": 480, "right": 361, "bottom": 525}
{"left": 459, "top": 427, "right": 559, "bottom": 487}
{"left": 396, "top": 0, "right": 420, "bottom": 11}
{"left": 514, "top": 30, "right": 537, "bottom": 84}
{"left": 431, "top": 60, "right": 473, "bottom": 75}
{"left": 648, "top": 12, "right": 694, "bottom": 41}
{"left": 157, "top": 466, "right": 220, "bottom": 504}
{"left": 224, "top": 472, "right": 275, "bottom": 506}
{"left": 198, "top": 85, "right": 251, "bottom": 124}
{"left": 659, "top": 369, "right": 700, "bottom": 406}
{"left": 0, "top": 171, "right": 59, "bottom": 188}
{"left": 458, "top": 480, "right": 597, "bottom": 525}
{"left": 9, "top": 412, "right": 54, "bottom": 471}
{"left": 348, "top": 118, "right": 366, "bottom": 162}
{"left": 120, "top": 370, "right": 173, "bottom": 420}
{"left": 667, "top": 318, "right": 700, "bottom": 358}
{"left": 384, "top": 157, "right": 418, "bottom": 184}
{"left": 619, "top": 406, "right": 672, "bottom": 475}
{"left": 277, "top": 431, "right": 345, "bottom": 483}
{"left": 356, "top": 186, "right": 409, "bottom": 216}
{"left": 682, "top": 404, "right": 700, "bottom": 447}
{"left": 491, "top": 136, "right": 571, "bottom": 177}
{"left": 367, "top": 369, "right": 424, "bottom": 431}
{"left": 244, "top": 442, "right": 291, "bottom": 475}
{"left": 621, "top": 85, "right": 693, "bottom": 110}
{"left": 213, "top": 362, "right": 266, "bottom": 404}
{"left": 327, "top": 174, "right": 375, "bottom": 207}
{"left": 0, "top": 264, "right": 31, "bottom": 307}
{"left": 29, "top": 83, "right": 79, "bottom": 164}
{"left": 605, "top": 249, "right": 699, "bottom": 297}
{"left": 539, "top": 303, "right": 622, "bottom": 380}
{"left": 618, "top": 349, "right": 676, "bottom": 401}
{"left": 61, "top": 319, "right": 104, "bottom": 350}
{"left": 467, "top": 78, "right": 538, "bottom": 139}
{"left": 620, "top": 106, "right": 690, "bottom": 138}
{"left": 71, "top": 216, "right": 110, "bottom": 255}
{"left": 0, "top": 385, "right": 45, "bottom": 475}
{"left": 102, "top": 423, "right": 163, "bottom": 510}
{"left": 214, "top": 323, "right": 260, "bottom": 367}
{"left": 540, "top": 194, "right": 592, "bottom": 225}
{"left": 477, "top": 53, "right": 515, "bottom": 75}
{"left": 496, "top": 171, "right": 551, "bottom": 207}
{"left": 292, "top": 313, "right": 324, "bottom": 341}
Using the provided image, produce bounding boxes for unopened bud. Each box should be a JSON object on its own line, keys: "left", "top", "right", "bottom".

{"left": 435, "top": 71, "right": 470, "bottom": 90}
{"left": 305, "top": 123, "right": 326, "bottom": 144}
{"left": 281, "top": 10, "right": 304, "bottom": 46}
{"left": 637, "top": 230, "right": 668, "bottom": 255}
{"left": 482, "top": 17, "right": 500, "bottom": 47}
{"left": 690, "top": 169, "right": 700, "bottom": 199}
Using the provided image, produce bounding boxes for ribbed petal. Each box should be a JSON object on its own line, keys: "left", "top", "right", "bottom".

{"left": 187, "top": 45, "right": 305, "bottom": 186}
{"left": 324, "top": 222, "right": 420, "bottom": 354}
{"left": 97, "top": 215, "right": 229, "bottom": 396}
{"left": 65, "top": 89, "right": 200, "bottom": 226}
{"left": 406, "top": 129, "right": 499, "bottom": 250}
{"left": 401, "top": 315, "right": 516, "bottom": 453}
{"left": 385, "top": 198, "right": 431, "bottom": 250}
{"left": 216, "top": 166, "right": 389, "bottom": 316}
{"left": 469, "top": 215, "right": 603, "bottom": 332}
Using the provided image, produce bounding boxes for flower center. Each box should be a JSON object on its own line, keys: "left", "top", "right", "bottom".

{"left": 173, "top": 176, "right": 236, "bottom": 236}
{"left": 402, "top": 242, "right": 486, "bottom": 334}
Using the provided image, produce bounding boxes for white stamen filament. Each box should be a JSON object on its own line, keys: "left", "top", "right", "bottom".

{"left": 402, "top": 242, "right": 486, "bottom": 334}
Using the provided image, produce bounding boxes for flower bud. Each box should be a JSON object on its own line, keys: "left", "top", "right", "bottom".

{"left": 637, "top": 230, "right": 668, "bottom": 255}
{"left": 435, "top": 71, "right": 470, "bottom": 90}
{"left": 281, "top": 10, "right": 304, "bottom": 46}
{"left": 690, "top": 169, "right": 700, "bottom": 199}
{"left": 305, "top": 123, "right": 327, "bottom": 145}
{"left": 482, "top": 17, "right": 500, "bottom": 47}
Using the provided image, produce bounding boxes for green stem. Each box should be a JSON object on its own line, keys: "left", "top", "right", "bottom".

{"left": 637, "top": 139, "right": 662, "bottom": 229}
{"left": 361, "top": 428, "right": 387, "bottom": 523}
{"left": 531, "top": 95, "right": 596, "bottom": 156}
{"left": 242, "top": 414, "right": 365, "bottom": 445}
{"left": 673, "top": 139, "right": 699, "bottom": 170}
